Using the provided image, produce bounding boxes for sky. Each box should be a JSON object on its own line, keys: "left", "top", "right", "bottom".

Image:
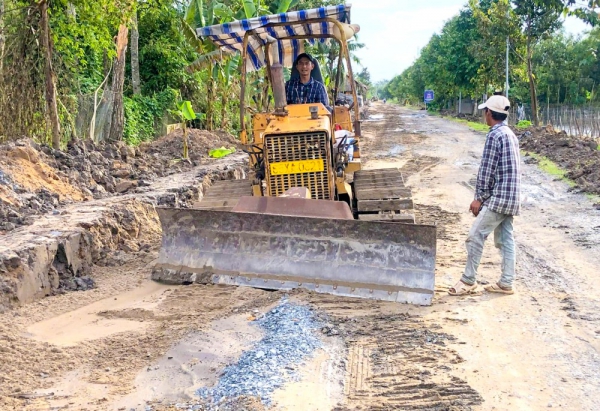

{"left": 350, "top": 0, "right": 592, "bottom": 82}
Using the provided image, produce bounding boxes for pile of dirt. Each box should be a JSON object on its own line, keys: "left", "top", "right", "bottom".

{"left": 0, "top": 130, "right": 241, "bottom": 233}
{"left": 141, "top": 128, "right": 240, "bottom": 162}
{"left": 517, "top": 126, "right": 600, "bottom": 195}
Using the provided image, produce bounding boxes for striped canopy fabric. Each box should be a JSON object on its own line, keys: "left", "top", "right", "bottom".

{"left": 196, "top": 4, "right": 351, "bottom": 71}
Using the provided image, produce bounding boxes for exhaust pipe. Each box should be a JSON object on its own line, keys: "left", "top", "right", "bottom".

{"left": 271, "top": 63, "right": 287, "bottom": 115}
{"left": 266, "top": 36, "right": 287, "bottom": 116}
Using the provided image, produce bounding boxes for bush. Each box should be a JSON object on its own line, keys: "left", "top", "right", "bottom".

{"left": 516, "top": 120, "right": 532, "bottom": 129}
{"left": 123, "top": 88, "right": 178, "bottom": 145}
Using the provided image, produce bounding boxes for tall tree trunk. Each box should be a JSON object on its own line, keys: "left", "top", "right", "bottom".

{"left": 131, "top": 11, "right": 140, "bottom": 95}
{"left": 526, "top": 40, "right": 539, "bottom": 126}
{"left": 109, "top": 24, "right": 129, "bottom": 141}
{"left": 40, "top": 0, "right": 61, "bottom": 149}
{"left": 0, "top": 0, "right": 5, "bottom": 75}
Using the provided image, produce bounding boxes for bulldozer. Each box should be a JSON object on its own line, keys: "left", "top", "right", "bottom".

{"left": 152, "top": 4, "right": 437, "bottom": 305}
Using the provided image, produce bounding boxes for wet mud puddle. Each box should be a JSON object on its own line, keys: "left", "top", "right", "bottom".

{"left": 373, "top": 144, "right": 405, "bottom": 159}
{"left": 115, "top": 313, "right": 263, "bottom": 409}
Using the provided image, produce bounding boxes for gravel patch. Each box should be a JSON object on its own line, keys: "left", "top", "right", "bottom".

{"left": 196, "top": 298, "right": 323, "bottom": 409}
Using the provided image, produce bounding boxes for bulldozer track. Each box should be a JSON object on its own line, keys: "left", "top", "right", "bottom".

{"left": 307, "top": 296, "right": 483, "bottom": 410}
{"left": 194, "top": 179, "right": 252, "bottom": 210}
{"left": 353, "top": 168, "right": 415, "bottom": 223}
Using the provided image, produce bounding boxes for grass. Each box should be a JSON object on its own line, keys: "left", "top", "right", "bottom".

{"left": 523, "top": 151, "right": 576, "bottom": 187}
{"left": 515, "top": 120, "right": 532, "bottom": 129}
{"left": 586, "top": 192, "right": 600, "bottom": 202}
{"left": 446, "top": 117, "right": 489, "bottom": 132}
{"left": 523, "top": 151, "right": 600, "bottom": 203}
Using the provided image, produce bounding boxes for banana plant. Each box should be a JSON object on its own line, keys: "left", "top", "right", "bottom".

{"left": 269, "top": 0, "right": 299, "bottom": 14}
{"left": 183, "top": 0, "right": 297, "bottom": 131}
{"left": 184, "top": 0, "right": 220, "bottom": 130}
{"left": 174, "top": 100, "right": 197, "bottom": 160}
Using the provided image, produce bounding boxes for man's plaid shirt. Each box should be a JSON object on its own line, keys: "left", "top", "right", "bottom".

{"left": 285, "top": 78, "right": 331, "bottom": 111}
{"left": 475, "top": 123, "right": 521, "bottom": 215}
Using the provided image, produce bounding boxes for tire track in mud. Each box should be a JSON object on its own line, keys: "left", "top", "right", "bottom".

{"left": 399, "top": 155, "right": 442, "bottom": 180}
{"left": 323, "top": 104, "right": 481, "bottom": 410}
{"left": 308, "top": 296, "right": 483, "bottom": 411}
{"left": 414, "top": 204, "right": 461, "bottom": 241}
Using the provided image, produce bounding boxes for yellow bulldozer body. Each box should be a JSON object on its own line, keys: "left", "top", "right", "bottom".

{"left": 152, "top": 4, "right": 437, "bottom": 305}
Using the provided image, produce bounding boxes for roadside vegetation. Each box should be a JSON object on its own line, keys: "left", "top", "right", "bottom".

{"left": 448, "top": 117, "right": 490, "bottom": 132}
{"left": 380, "top": 0, "right": 600, "bottom": 128}
{"left": 0, "top": 0, "right": 367, "bottom": 150}
{"left": 524, "top": 152, "right": 575, "bottom": 185}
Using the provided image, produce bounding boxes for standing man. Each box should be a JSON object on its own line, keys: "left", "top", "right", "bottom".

{"left": 285, "top": 53, "right": 332, "bottom": 112}
{"left": 449, "top": 95, "right": 521, "bottom": 296}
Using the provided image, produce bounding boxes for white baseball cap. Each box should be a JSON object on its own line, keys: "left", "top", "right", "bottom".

{"left": 478, "top": 95, "right": 510, "bottom": 115}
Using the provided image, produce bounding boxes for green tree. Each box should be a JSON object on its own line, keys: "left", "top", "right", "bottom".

{"left": 0, "top": 0, "right": 349, "bottom": 147}
{"left": 356, "top": 67, "right": 371, "bottom": 86}
{"left": 384, "top": 7, "right": 485, "bottom": 107}
{"left": 512, "top": 0, "right": 562, "bottom": 125}
{"left": 470, "top": 0, "right": 522, "bottom": 98}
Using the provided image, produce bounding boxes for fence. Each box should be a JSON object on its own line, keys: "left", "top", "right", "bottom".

{"left": 75, "top": 90, "right": 115, "bottom": 143}
{"left": 507, "top": 104, "right": 600, "bottom": 139}
{"left": 453, "top": 95, "right": 600, "bottom": 139}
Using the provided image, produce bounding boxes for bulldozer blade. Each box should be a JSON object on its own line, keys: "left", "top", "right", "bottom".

{"left": 152, "top": 207, "right": 437, "bottom": 305}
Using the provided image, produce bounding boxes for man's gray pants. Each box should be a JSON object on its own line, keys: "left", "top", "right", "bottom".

{"left": 461, "top": 206, "right": 516, "bottom": 288}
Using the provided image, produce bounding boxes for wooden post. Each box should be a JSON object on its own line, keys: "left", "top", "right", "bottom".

{"left": 131, "top": 10, "right": 141, "bottom": 95}
{"left": 40, "top": 0, "right": 61, "bottom": 149}
{"left": 108, "top": 24, "right": 129, "bottom": 141}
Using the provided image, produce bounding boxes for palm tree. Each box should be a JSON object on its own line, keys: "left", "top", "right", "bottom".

{"left": 307, "top": 36, "right": 364, "bottom": 93}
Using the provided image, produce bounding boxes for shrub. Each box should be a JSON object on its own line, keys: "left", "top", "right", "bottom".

{"left": 516, "top": 120, "right": 532, "bottom": 129}
{"left": 123, "top": 89, "right": 178, "bottom": 145}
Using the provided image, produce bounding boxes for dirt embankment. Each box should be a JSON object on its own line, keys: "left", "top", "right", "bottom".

{"left": 517, "top": 126, "right": 600, "bottom": 195}
{"left": 0, "top": 130, "right": 241, "bottom": 233}
{"left": 0, "top": 129, "right": 247, "bottom": 311}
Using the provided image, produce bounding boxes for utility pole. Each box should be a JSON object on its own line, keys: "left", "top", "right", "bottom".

{"left": 505, "top": 8, "right": 510, "bottom": 99}
{"left": 506, "top": 36, "right": 509, "bottom": 98}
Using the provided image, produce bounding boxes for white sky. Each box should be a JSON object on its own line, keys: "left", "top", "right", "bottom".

{"left": 350, "top": 0, "right": 592, "bottom": 82}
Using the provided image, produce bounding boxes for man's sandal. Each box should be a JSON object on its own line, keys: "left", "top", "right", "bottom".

{"left": 448, "top": 280, "right": 478, "bottom": 296}
{"left": 484, "top": 283, "right": 514, "bottom": 295}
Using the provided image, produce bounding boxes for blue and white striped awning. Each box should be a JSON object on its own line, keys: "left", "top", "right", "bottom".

{"left": 196, "top": 4, "right": 351, "bottom": 71}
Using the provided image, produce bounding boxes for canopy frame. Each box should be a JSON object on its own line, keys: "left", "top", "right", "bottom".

{"left": 236, "top": 18, "right": 360, "bottom": 141}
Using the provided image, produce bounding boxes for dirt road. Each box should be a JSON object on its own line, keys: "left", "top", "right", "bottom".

{"left": 2, "top": 103, "right": 600, "bottom": 410}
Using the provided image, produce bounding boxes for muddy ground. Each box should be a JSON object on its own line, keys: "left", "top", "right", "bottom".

{"left": 1, "top": 103, "right": 600, "bottom": 410}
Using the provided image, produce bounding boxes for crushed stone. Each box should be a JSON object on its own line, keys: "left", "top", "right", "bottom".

{"left": 195, "top": 298, "right": 323, "bottom": 409}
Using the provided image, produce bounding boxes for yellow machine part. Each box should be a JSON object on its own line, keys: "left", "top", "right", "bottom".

{"left": 333, "top": 106, "right": 352, "bottom": 133}
{"left": 154, "top": 108, "right": 436, "bottom": 305}
{"left": 153, "top": 206, "right": 437, "bottom": 305}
